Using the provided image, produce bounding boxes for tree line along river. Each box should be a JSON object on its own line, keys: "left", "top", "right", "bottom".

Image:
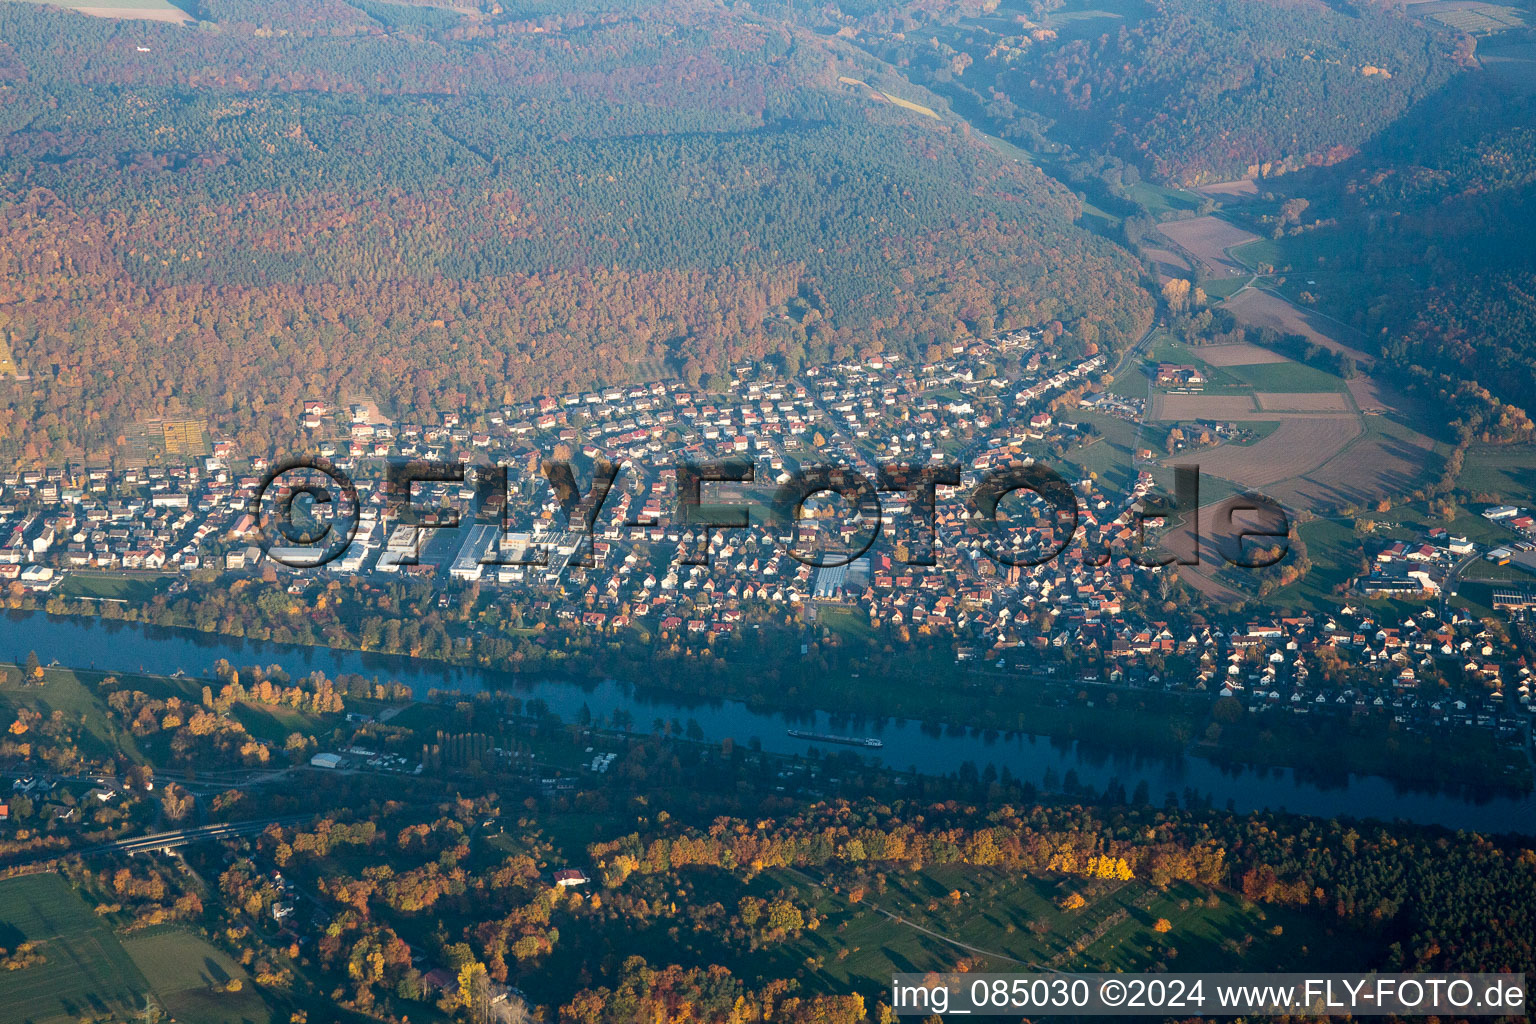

{"left": 2, "top": 610, "right": 1532, "bottom": 836}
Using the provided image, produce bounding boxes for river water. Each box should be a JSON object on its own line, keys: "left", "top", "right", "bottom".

{"left": 3, "top": 611, "right": 1531, "bottom": 835}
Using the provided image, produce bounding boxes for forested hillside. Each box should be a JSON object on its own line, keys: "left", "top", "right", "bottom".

{"left": 816, "top": 0, "right": 1463, "bottom": 183}
{"left": 1250, "top": 69, "right": 1536, "bottom": 422}
{"left": 806, "top": 0, "right": 1536, "bottom": 432}
{"left": 0, "top": 0, "right": 1151, "bottom": 460}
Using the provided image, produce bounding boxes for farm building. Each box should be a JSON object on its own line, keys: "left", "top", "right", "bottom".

{"left": 1154, "top": 363, "right": 1206, "bottom": 386}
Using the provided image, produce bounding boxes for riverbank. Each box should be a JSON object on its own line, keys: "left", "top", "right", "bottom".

{"left": 2, "top": 609, "right": 1532, "bottom": 834}
{"left": 21, "top": 590, "right": 1536, "bottom": 795}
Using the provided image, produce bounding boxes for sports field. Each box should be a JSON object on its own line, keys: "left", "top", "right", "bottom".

{"left": 771, "top": 865, "right": 1363, "bottom": 986}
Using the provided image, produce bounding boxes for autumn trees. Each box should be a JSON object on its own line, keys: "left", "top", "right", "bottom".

{"left": 0, "top": 0, "right": 1151, "bottom": 464}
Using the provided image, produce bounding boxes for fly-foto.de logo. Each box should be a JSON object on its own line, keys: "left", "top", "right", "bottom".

{"left": 248, "top": 455, "right": 1289, "bottom": 572}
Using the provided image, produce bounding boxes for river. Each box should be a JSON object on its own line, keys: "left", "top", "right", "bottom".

{"left": 2, "top": 611, "right": 1532, "bottom": 835}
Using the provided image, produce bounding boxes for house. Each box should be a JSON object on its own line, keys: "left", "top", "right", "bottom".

{"left": 1154, "top": 364, "right": 1206, "bottom": 387}
{"left": 553, "top": 869, "right": 589, "bottom": 888}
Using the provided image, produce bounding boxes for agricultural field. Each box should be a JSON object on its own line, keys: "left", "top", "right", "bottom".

{"left": 1124, "top": 296, "right": 1447, "bottom": 602}
{"left": 1124, "top": 182, "right": 1205, "bottom": 220}
{"left": 1112, "top": 258, "right": 1445, "bottom": 532}
{"left": 1265, "top": 415, "right": 1440, "bottom": 514}
{"left": 121, "top": 927, "right": 274, "bottom": 1024}
{"left": 1228, "top": 361, "right": 1350, "bottom": 394}
{"left": 1152, "top": 394, "right": 1268, "bottom": 420}
{"left": 1252, "top": 392, "right": 1353, "bottom": 412}
{"left": 1343, "top": 373, "right": 1414, "bottom": 416}
{"left": 1455, "top": 443, "right": 1536, "bottom": 501}
{"left": 1410, "top": 0, "right": 1525, "bottom": 34}
{"left": 1220, "top": 289, "right": 1376, "bottom": 370}
{"left": 1142, "top": 243, "right": 1194, "bottom": 282}
{"left": 0, "top": 874, "right": 151, "bottom": 1024}
{"left": 0, "top": 0, "right": 191, "bottom": 21}
{"left": 1190, "top": 417, "right": 1364, "bottom": 488}
{"left": 1194, "top": 342, "right": 1290, "bottom": 367}
{"left": 1193, "top": 179, "right": 1261, "bottom": 200}
{"left": 1197, "top": 275, "right": 1249, "bottom": 302}
{"left": 1133, "top": 334, "right": 1366, "bottom": 503}
{"left": 1155, "top": 217, "right": 1261, "bottom": 278}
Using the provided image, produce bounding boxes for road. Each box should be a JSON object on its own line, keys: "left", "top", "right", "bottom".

{"left": 1107, "top": 318, "right": 1161, "bottom": 382}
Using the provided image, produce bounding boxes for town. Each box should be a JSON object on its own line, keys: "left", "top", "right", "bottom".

{"left": 0, "top": 325, "right": 1530, "bottom": 791}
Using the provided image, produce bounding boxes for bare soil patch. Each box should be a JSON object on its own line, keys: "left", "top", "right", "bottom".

{"left": 1152, "top": 393, "right": 1261, "bottom": 420}
{"left": 344, "top": 393, "right": 393, "bottom": 428}
{"left": 72, "top": 4, "right": 189, "bottom": 20}
{"left": 1195, "top": 179, "right": 1261, "bottom": 199}
{"left": 1344, "top": 374, "right": 1416, "bottom": 415}
{"left": 1254, "top": 392, "right": 1353, "bottom": 413}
